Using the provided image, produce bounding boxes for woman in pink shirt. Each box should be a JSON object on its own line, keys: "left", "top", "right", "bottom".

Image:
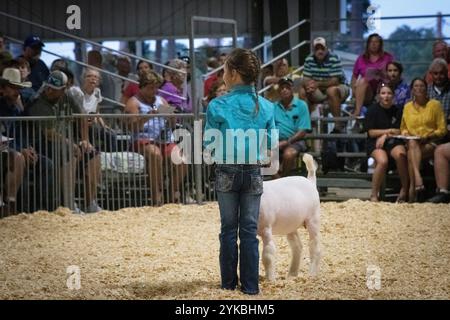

{"left": 351, "top": 33, "right": 394, "bottom": 117}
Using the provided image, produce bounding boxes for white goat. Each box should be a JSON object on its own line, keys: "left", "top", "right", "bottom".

{"left": 258, "top": 153, "right": 321, "bottom": 281}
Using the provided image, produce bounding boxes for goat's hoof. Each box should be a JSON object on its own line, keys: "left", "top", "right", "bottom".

{"left": 288, "top": 271, "right": 299, "bottom": 277}
{"left": 309, "top": 270, "right": 319, "bottom": 278}
{"left": 266, "top": 274, "right": 276, "bottom": 282}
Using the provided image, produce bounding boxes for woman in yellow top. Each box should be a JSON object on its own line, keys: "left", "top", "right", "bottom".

{"left": 401, "top": 77, "right": 447, "bottom": 202}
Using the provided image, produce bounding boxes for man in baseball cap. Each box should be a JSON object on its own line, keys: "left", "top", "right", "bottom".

{"left": 32, "top": 70, "right": 69, "bottom": 111}
{"left": 273, "top": 76, "right": 311, "bottom": 178}
{"left": 27, "top": 69, "right": 102, "bottom": 214}
{"left": 278, "top": 77, "right": 294, "bottom": 87}
{"left": 19, "top": 35, "right": 49, "bottom": 91}
{"left": 313, "top": 37, "right": 327, "bottom": 49}
{"left": 301, "top": 36, "right": 350, "bottom": 132}
{"left": 44, "top": 70, "right": 68, "bottom": 90}
{"left": 23, "top": 35, "right": 45, "bottom": 49}
{"left": 28, "top": 71, "right": 68, "bottom": 117}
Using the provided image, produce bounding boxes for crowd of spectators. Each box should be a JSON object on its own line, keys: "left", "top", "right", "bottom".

{"left": 203, "top": 33, "right": 450, "bottom": 204}
{"left": 1, "top": 31, "right": 450, "bottom": 216}
{"left": 0, "top": 33, "right": 197, "bottom": 213}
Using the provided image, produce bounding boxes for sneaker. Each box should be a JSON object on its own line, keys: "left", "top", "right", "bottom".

{"left": 86, "top": 200, "right": 102, "bottom": 213}
{"left": 367, "top": 157, "right": 375, "bottom": 174}
{"left": 427, "top": 192, "right": 450, "bottom": 204}
{"left": 72, "top": 203, "right": 85, "bottom": 214}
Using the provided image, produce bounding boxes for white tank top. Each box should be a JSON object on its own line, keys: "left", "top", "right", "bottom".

{"left": 135, "top": 95, "right": 173, "bottom": 142}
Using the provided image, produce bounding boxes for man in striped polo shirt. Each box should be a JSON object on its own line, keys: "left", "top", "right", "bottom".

{"left": 299, "top": 37, "right": 350, "bottom": 132}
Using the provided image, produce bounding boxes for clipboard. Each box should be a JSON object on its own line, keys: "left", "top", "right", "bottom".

{"left": 157, "top": 104, "right": 177, "bottom": 114}
{"left": 391, "top": 135, "right": 421, "bottom": 140}
{"left": 1, "top": 135, "right": 13, "bottom": 143}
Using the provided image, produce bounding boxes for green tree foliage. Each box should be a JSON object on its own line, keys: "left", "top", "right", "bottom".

{"left": 384, "top": 26, "right": 435, "bottom": 83}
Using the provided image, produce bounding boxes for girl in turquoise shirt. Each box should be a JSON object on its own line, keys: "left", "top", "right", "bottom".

{"left": 204, "top": 48, "right": 275, "bottom": 295}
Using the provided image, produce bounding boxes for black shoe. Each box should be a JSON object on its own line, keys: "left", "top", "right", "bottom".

{"left": 416, "top": 189, "right": 427, "bottom": 203}
{"left": 427, "top": 192, "right": 450, "bottom": 204}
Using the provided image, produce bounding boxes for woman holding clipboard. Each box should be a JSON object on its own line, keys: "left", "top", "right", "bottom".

{"left": 400, "top": 78, "right": 447, "bottom": 202}
{"left": 125, "top": 71, "right": 186, "bottom": 205}
{"left": 365, "top": 83, "right": 409, "bottom": 202}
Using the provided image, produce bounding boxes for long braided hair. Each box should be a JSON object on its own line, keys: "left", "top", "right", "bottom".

{"left": 225, "top": 48, "right": 261, "bottom": 115}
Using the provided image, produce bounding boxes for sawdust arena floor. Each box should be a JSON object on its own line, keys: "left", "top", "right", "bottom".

{"left": 0, "top": 200, "right": 448, "bottom": 300}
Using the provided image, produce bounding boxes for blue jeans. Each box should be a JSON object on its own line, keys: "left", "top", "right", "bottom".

{"left": 215, "top": 164, "right": 263, "bottom": 295}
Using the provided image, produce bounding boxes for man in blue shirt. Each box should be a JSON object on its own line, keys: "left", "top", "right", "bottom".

{"left": 274, "top": 77, "right": 311, "bottom": 177}
{"left": 18, "top": 35, "right": 49, "bottom": 91}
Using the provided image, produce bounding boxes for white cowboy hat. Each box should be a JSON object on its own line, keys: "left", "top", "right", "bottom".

{"left": 0, "top": 68, "right": 32, "bottom": 88}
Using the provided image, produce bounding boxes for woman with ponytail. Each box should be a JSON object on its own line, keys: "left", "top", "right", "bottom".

{"left": 204, "top": 48, "right": 276, "bottom": 295}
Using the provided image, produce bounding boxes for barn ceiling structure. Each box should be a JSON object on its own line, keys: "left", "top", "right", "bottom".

{"left": 0, "top": 0, "right": 342, "bottom": 65}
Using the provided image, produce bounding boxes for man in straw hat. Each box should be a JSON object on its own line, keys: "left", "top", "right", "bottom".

{"left": 0, "top": 67, "right": 55, "bottom": 213}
